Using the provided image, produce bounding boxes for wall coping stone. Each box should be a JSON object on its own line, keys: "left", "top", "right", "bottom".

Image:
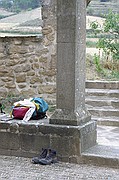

{"left": 0, "top": 34, "right": 42, "bottom": 38}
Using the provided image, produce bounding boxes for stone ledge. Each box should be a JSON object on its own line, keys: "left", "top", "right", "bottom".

{"left": 81, "top": 144, "right": 119, "bottom": 168}
{"left": 0, "top": 118, "right": 97, "bottom": 164}
{"left": 86, "top": 81, "right": 119, "bottom": 89}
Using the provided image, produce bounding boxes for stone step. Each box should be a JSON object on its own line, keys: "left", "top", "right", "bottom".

{"left": 87, "top": 1, "right": 119, "bottom": 15}
{"left": 86, "top": 81, "right": 119, "bottom": 90}
{"left": 81, "top": 125, "right": 119, "bottom": 168}
{"left": 81, "top": 145, "right": 119, "bottom": 168}
{"left": 85, "top": 81, "right": 119, "bottom": 126}
{"left": 86, "top": 95, "right": 118, "bottom": 101}
{"left": 85, "top": 89, "right": 119, "bottom": 98}
{"left": 86, "top": 99, "right": 119, "bottom": 108}
{"left": 92, "top": 116, "right": 119, "bottom": 126}
{"left": 88, "top": 108, "right": 119, "bottom": 117}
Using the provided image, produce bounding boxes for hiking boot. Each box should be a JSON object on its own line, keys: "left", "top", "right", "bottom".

{"left": 39, "top": 149, "right": 57, "bottom": 165}
{"left": 32, "top": 148, "right": 48, "bottom": 164}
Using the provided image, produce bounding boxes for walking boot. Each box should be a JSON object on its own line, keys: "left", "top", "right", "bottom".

{"left": 39, "top": 149, "right": 57, "bottom": 165}
{"left": 32, "top": 148, "right": 48, "bottom": 164}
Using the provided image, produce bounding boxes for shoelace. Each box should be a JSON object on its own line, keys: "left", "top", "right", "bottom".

{"left": 39, "top": 149, "right": 47, "bottom": 158}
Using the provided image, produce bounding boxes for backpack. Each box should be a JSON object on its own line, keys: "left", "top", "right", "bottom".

{"left": 31, "top": 97, "right": 49, "bottom": 120}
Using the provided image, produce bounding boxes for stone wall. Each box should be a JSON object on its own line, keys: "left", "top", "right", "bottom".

{"left": 0, "top": 35, "right": 56, "bottom": 103}
{"left": 0, "top": 2, "right": 57, "bottom": 104}
{"left": 0, "top": 0, "right": 90, "bottom": 104}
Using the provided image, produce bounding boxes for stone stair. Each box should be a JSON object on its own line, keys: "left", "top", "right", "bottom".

{"left": 82, "top": 81, "right": 119, "bottom": 168}
{"left": 81, "top": 124, "right": 119, "bottom": 168}
{"left": 87, "top": 0, "right": 119, "bottom": 16}
{"left": 85, "top": 81, "right": 119, "bottom": 126}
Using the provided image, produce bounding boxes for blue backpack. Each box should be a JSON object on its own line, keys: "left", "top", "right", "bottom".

{"left": 31, "top": 97, "right": 49, "bottom": 119}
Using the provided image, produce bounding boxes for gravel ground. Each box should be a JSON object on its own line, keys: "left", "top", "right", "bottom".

{"left": 0, "top": 155, "right": 119, "bottom": 180}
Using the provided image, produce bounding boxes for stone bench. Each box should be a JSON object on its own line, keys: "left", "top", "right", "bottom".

{"left": 0, "top": 117, "right": 96, "bottom": 164}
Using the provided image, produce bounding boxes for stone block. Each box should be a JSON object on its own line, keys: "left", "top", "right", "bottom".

{"left": 1, "top": 77, "right": 13, "bottom": 82}
{"left": 0, "top": 68, "right": 9, "bottom": 76}
{"left": 5, "top": 82, "right": 16, "bottom": 89}
{"left": 20, "top": 89, "right": 36, "bottom": 97}
{"left": 6, "top": 60, "right": 19, "bottom": 66}
{"left": 57, "top": 29, "right": 75, "bottom": 43}
{"left": 0, "top": 132, "right": 20, "bottom": 150}
{"left": 57, "top": 16, "right": 76, "bottom": 30}
{"left": 38, "top": 124, "right": 80, "bottom": 137}
{"left": 68, "top": 137, "right": 81, "bottom": 156}
{"left": 79, "top": 121, "right": 97, "bottom": 152}
{"left": 19, "top": 124, "right": 38, "bottom": 134}
{"left": 14, "top": 40, "right": 22, "bottom": 45}
{"left": 27, "top": 71, "right": 35, "bottom": 76}
{"left": 16, "top": 74, "right": 26, "bottom": 83}
{"left": 32, "top": 63, "right": 39, "bottom": 70}
{"left": 57, "top": 0, "right": 76, "bottom": 14}
{"left": 30, "top": 76, "right": 43, "bottom": 84}
{"left": 0, "top": 88, "right": 8, "bottom": 97}
{"left": 38, "top": 85, "right": 56, "bottom": 94}
{"left": 9, "top": 123, "right": 19, "bottom": 133}
{"left": 18, "top": 84, "right": 26, "bottom": 89}
{"left": 14, "top": 65, "right": 30, "bottom": 73}
{"left": 0, "top": 122, "right": 9, "bottom": 132}
{"left": 42, "top": 26, "right": 53, "bottom": 35}
{"left": 20, "top": 134, "right": 50, "bottom": 152}
{"left": 50, "top": 136, "right": 70, "bottom": 157}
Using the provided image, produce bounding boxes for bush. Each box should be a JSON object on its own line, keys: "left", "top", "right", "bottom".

{"left": 89, "top": 10, "right": 119, "bottom": 79}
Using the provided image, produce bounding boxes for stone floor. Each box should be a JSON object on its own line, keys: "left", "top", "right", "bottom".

{"left": 0, "top": 155, "right": 119, "bottom": 180}
{"left": 0, "top": 125, "right": 119, "bottom": 180}
{"left": 97, "top": 125, "right": 119, "bottom": 148}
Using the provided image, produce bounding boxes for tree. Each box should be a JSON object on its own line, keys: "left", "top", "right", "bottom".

{"left": 91, "top": 10, "right": 119, "bottom": 61}
{"left": 90, "top": 10, "right": 119, "bottom": 79}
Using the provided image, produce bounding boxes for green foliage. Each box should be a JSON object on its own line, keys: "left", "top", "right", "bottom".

{"left": 90, "top": 21, "right": 98, "bottom": 30}
{"left": 90, "top": 21, "right": 101, "bottom": 36}
{"left": 111, "top": 71, "right": 119, "bottom": 79}
{"left": 93, "top": 54, "right": 102, "bottom": 73}
{"left": 90, "top": 10, "right": 119, "bottom": 61}
{"left": 103, "top": 10, "right": 119, "bottom": 35}
{"left": 86, "top": 40, "right": 97, "bottom": 48}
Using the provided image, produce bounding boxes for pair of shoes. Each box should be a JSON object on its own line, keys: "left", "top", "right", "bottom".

{"left": 32, "top": 148, "right": 57, "bottom": 165}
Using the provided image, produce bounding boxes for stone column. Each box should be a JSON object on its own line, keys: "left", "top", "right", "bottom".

{"left": 50, "top": 0, "right": 91, "bottom": 126}
{"left": 42, "top": 0, "right": 97, "bottom": 160}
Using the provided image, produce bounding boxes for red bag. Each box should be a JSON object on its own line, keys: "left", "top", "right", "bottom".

{"left": 12, "top": 107, "right": 29, "bottom": 119}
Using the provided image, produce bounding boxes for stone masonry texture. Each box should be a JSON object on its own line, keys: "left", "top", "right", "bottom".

{"left": 0, "top": 155, "right": 119, "bottom": 180}
{"left": 0, "top": 1, "right": 57, "bottom": 104}
{"left": 0, "top": 0, "right": 91, "bottom": 104}
{"left": 0, "top": 35, "right": 56, "bottom": 104}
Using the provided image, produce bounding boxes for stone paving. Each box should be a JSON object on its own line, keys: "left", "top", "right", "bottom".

{"left": 97, "top": 125, "right": 119, "bottom": 147}
{"left": 0, "top": 155, "right": 119, "bottom": 180}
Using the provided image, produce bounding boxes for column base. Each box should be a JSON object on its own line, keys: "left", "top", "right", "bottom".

{"left": 49, "top": 108, "right": 91, "bottom": 126}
